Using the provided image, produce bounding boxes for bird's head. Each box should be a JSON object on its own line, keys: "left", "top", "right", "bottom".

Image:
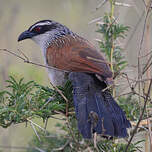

{"left": 18, "top": 20, "right": 71, "bottom": 48}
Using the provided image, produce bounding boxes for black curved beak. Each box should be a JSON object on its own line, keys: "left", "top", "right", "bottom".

{"left": 18, "top": 30, "right": 35, "bottom": 42}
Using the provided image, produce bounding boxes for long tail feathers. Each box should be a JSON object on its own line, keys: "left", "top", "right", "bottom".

{"left": 68, "top": 72, "right": 131, "bottom": 139}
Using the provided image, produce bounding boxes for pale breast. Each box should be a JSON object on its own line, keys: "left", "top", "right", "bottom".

{"left": 47, "top": 68, "right": 68, "bottom": 86}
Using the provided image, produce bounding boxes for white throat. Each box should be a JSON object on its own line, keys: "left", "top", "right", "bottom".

{"left": 31, "top": 31, "right": 68, "bottom": 86}
{"left": 32, "top": 31, "right": 52, "bottom": 56}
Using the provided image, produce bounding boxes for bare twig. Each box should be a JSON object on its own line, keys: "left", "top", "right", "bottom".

{"left": 53, "top": 140, "right": 70, "bottom": 151}
{"left": 139, "top": 50, "right": 152, "bottom": 58}
{"left": 40, "top": 96, "right": 55, "bottom": 110}
{"left": 44, "top": 118, "right": 48, "bottom": 130}
{"left": 26, "top": 118, "right": 46, "bottom": 132}
{"left": 0, "top": 145, "right": 34, "bottom": 150}
{"left": 88, "top": 17, "right": 103, "bottom": 24}
{"left": 30, "top": 121, "right": 41, "bottom": 141}
{"left": 95, "top": 0, "right": 108, "bottom": 10}
{"left": 49, "top": 115, "right": 65, "bottom": 121}
{"left": 115, "top": 2, "right": 132, "bottom": 7}
{"left": 50, "top": 81, "right": 69, "bottom": 116}
{"left": 34, "top": 147, "right": 46, "bottom": 152}
{"left": 121, "top": 73, "right": 133, "bottom": 90}
{"left": 138, "top": 6, "right": 151, "bottom": 55}
{"left": 136, "top": 6, "right": 151, "bottom": 92}
{"left": 125, "top": 79, "right": 152, "bottom": 152}
{"left": 125, "top": 10, "right": 145, "bottom": 49}
{"left": 135, "top": 2, "right": 152, "bottom": 125}
{"left": 0, "top": 48, "right": 68, "bottom": 72}
{"left": 17, "top": 48, "right": 29, "bottom": 61}
{"left": 142, "top": 0, "right": 147, "bottom": 7}
{"left": 142, "top": 54, "right": 152, "bottom": 74}
{"left": 146, "top": 115, "right": 152, "bottom": 150}
{"left": 66, "top": 118, "right": 80, "bottom": 150}
{"left": 0, "top": 48, "right": 26, "bottom": 60}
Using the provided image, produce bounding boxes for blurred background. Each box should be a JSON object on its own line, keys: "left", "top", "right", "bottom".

{"left": 0, "top": 0, "right": 151, "bottom": 151}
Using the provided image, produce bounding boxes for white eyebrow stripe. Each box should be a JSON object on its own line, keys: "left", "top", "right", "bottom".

{"left": 30, "top": 22, "right": 52, "bottom": 31}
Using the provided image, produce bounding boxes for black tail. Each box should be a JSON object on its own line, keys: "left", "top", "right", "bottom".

{"left": 68, "top": 72, "right": 131, "bottom": 139}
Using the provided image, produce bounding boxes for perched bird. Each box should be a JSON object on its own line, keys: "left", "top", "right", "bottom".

{"left": 18, "top": 20, "right": 131, "bottom": 138}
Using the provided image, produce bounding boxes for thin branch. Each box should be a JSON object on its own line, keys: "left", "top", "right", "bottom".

{"left": 0, "top": 48, "right": 26, "bottom": 60}
{"left": 146, "top": 114, "right": 152, "bottom": 150}
{"left": 34, "top": 147, "right": 46, "bottom": 152}
{"left": 121, "top": 73, "right": 133, "bottom": 90}
{"left": 115, "top": 2, "right": 132, "bottom": 7}
{"left": 95, "top": 0, "right": 108, "bottom": 10}
{"left": 142, "top": 0, "right": 147, "bottom": 7}
{"left": 0, "top": 145, "right": 34, "bottom": 150}
{"left": 44, "top": 118, "right": 48, "bottom": 130}
{"left": 125, "top": 10, "right": 145, "bottom": 49}
{"left": 40, "top": 96, "right": 55, "bottom": 110}
{"left": 0, "top": 48, "right": 68, "bottom": 72}
{"left": 26, "top": 118, "right": 46, "bottom": 132}
{"left": 142, "top": 54, "right": 152, "bottom": 74}
{"left": 88, "top": 17, "right": 103, "bottom": 24}
{"left": 17, "top": 48, "right": 29, "bottom": 61}
{"left": 125, "top": 79, "right": 152, "bottom": 152}
{"left": 50, "top": 81, "right": 69, "bottom": 116}
{"left": 30, "top": 121, "right": 41, "bottom": 141}
{"left": 135, "top": 2, "right": 152, "bottom": 121}
{"left": 52, "top": 140, "right": 70, "bottom": 151}
{"left": 65, "top": 118, "right": 80, "bottom": 150}
{"left": 136, "top": 6, "right": 151, "bottom": 87}
{"left": 139, "top": 50, "right": 152, "bottom": 58}
{"left": 119, "top": 73, "right": 152, "bottom": 83}
{"left": 49, "top": 115, "right": 65, "bottom": 121}
{"left": 138, "top": 2, "right": 152, "bottom": 55}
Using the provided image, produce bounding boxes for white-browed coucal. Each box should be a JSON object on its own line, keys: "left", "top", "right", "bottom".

{"left": 18, "top": 20, "right": 131, "bottom": 138}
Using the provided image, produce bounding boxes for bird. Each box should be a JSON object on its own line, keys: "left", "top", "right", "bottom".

{"left": 18, "top": 20, "right": 131, "bottom": 139}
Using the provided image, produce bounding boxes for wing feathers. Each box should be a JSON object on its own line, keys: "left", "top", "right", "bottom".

{"left": 46, "top": 34, "right": 112, "bottom": 79}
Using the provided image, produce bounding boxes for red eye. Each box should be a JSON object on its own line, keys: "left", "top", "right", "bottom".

{"left": 34, "top": 27, "right": 41, "bottom": 32}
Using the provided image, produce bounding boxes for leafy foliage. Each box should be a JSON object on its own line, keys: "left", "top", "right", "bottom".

{"left": 97, "top": 14, "right": 129, "bottom": 75}
{"left": 28, "top": 131, "right": 71, "bottom": 152}
{"left": 118, "top": 95, "right": 141, "bottom": 121}
{"left": 28, "top": 119, "right": 143, "bottom": 152}
{"left": 0, "top": 76, "right": 72, "bottom": 128}
{"left": 0, "top": 76, "right": 142, "bottom": 151}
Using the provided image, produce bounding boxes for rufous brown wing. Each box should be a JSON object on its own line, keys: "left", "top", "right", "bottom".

{"left": 46, "top": 34, "right": 112, "bottom": 79}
